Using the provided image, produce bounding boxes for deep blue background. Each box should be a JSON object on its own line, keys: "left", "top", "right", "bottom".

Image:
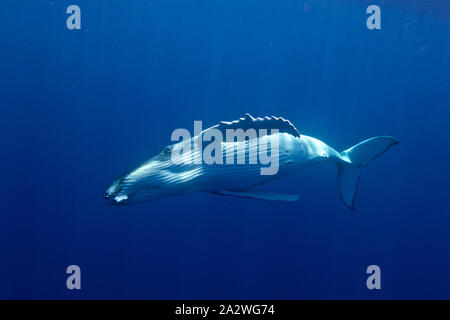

{"left": 1, "top": 0, "right": 449, "bottom": 299}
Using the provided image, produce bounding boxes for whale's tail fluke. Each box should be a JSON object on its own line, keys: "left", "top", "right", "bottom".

{"left": 337, "top": 136, "right": 398, "bottom": 209}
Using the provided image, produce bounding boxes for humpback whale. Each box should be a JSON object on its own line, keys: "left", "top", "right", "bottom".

{"left": 104, "top": 114, "right": 398, "bottom": 209}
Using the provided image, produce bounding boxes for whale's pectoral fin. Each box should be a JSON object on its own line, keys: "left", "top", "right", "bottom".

{"left": 213, "top": 190, "right": 299, "bottom": 202}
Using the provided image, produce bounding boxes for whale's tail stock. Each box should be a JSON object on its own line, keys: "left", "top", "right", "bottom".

{"left": 337, "top": 136, "right": 398, "bottom": 209}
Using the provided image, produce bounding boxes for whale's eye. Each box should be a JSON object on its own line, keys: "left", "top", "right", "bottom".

{"left": 155, "top": 145, "right": 174, "bottom": 162}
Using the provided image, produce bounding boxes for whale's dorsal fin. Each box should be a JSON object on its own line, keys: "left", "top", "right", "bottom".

{"left": 203, "top": 114, "right": 300, "bottom": 138}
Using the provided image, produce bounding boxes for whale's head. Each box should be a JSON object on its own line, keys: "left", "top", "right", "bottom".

{"left": 103, "top": 178, "right": 131, "bottom": 205}
{"left": 103, "top": 159, "right": 175, "bottom": 206}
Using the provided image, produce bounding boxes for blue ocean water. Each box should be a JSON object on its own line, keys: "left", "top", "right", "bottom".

{"left": 1, "top": 0, "right": 449, "bottom": 299}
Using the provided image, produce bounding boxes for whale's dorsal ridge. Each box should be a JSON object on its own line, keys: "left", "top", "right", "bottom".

{"left": 205, "top": 113, "right": 300, "bottom": 138}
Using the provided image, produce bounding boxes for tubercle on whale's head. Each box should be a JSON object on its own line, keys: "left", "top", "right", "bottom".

{"left": 103, "top": 178, "right": 128, "bottom": 206}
